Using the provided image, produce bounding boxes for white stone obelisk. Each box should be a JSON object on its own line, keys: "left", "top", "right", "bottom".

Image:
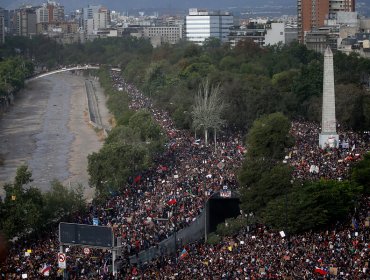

{"left": 319, "top": 46, "right": 339, "bottom": 148}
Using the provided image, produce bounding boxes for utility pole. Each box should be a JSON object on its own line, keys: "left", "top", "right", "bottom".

{"left": 174, "top": 203, "right": 177, "bottom": 262}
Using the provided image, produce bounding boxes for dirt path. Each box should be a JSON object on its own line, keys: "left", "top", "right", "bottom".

{"left": 0, "top": 73, "right": 110, "bottom": 199}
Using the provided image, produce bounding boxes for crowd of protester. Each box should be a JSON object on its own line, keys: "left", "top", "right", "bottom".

{"left": 288, "top": 121, "right": 370, "bottom": 181}
{"left": 1, "top": 71, "right": 370, "bottom": 279}
{"left": 133, "top": 196, "right": 370, "bottom": 279}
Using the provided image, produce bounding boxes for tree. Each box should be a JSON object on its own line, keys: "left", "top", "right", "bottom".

{"left": 1, "top": 166, "right": 43, "bottom": 238}
{"left": 192, "top": 79, "right": 225, "bottom": 146}
{"left": 43, "top": 180, "right": 85, "bottom": 222}
{"left": 88, "top": 143, "right": 150, "bottom": 196}
{"left": 335, "top": 84, "right": 368, "bottom": 130}
{"left": 239, "top": 113, "right": 294, "bottom": 223}
{"left": 246, "top": 112, "right": 293, "bottom": 160}
{"left": 262, "top": 180, "right": 362, "bottom": 233}
{"left": 128, "top": 109, "right": 166, "bottom": 155}
{"left": 240, "top": 162, "right": 293, "bottom": 214}
{"left": 351, "top": 152, "right": 370, "bottom": 195}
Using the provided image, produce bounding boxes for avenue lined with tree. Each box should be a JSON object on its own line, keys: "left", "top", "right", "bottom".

{"left": 0, "top": 36, "right": 370, "bottom": 278}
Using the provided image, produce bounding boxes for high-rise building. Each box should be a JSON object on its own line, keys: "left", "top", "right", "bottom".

{"left": 298, "top": 0, "right": 355, "bottom": 42}
{"left": 0, "top": 15, "right": 4, "bottom": 44}
{"left": 36, "top": 1, "right": 64, "bottom": 23}
{"left": 36, "top": 7, "right": 49, "bottom": 23}
{"left": 0, "top": 7, "right": 10, "bottom": 33}
{"left": 185, "top": 8, "right": 233, "bottom": 45}
{"left": 15, "top": 8, "right": 37, "bottom": 37}
{"left": 93, "top": 7, "right": 109, "bottom": 30}
{"left": 82, "top": 5, "right": 110, "bottom": 34}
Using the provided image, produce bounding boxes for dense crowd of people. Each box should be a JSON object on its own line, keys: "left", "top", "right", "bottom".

{"left": 288, "top": 121, "right": 370, "bottom": 181}
{"left": 135, "top": 196, "right": 370, "bottom": 279}
{"left": 1, "top": 71, "right": 370, "bottom": 279}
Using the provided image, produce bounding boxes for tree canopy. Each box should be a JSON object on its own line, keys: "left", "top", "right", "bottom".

{"left": 0, "top": 166, "right": 85, "bottom": 239}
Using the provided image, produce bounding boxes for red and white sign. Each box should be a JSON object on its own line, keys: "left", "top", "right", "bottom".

{"left": 58, "top": 253, "right": 66, "bottom": 269}
{"left": 83, "top": 247, "right": 90, "bottom": 255}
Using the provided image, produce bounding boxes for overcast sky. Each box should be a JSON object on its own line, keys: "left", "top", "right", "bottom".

{"left": 1, "top": 0, "right": 294, "bottom": 12}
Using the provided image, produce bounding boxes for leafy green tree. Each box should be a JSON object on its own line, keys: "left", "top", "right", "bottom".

{"left": 240, "top": 163, "right": 293, "bottom": 214}
{"left": 105, "top": 126, "right": 141, "bottom": 146}
{"left": 351, "top": 152, "right": 370, "bottom": 195}
{"left": 1, "top": 166, "right": 43, "bottom": 238}
{"left": 128, "top": 109, "right": 166, "bottom": 154}
{"left": 43, "top": 180, "right": 85, "bottom": 222}
{"left": 291, "top": 59, "right": 323, "bottom": 118}
{"left": 88, "top": 143, "right": 150, "bottom": 195}
{"left": 271, "top": 69, "right": 299, "bottom": 93}
{"left": 262, "top": 180, "right": 362, "bottom": 233}
{"left": 336, "top": 84, "right": 368, "bottom": 130}
{"left": 246, "top": 112, "right": 293, "bottom": 160}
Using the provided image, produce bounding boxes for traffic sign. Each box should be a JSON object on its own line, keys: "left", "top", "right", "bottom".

{"left": 59, "top": 222, "right": 113, "bottom": 248}
{"left": 93, "top": 218, "right": 99, "bottom": 226}
{"left": 83, "top": 247, "right": 90, "bottom": 255}
{"left": 58, "top": 252, "right": 66, "bottom": 269}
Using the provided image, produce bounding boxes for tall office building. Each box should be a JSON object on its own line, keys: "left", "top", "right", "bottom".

{"left": 50, "top": 2, "right": 64, "bottom": 22}
{"left": 15, "top": 8, "right": 37, "bottom": 37}
{"left": 36, "top": 6, "right": 49, "bottom": 23}
{"left": 0, "top": 15, "right": 4, "bottom": 44}
{"left": 298, "top": 0, "right": 355, "bottom": 42}
{"left": 185, "top": 8, "right": 233, "bottom": 45}
{"left": 36, "top": 1, "right": 64, "bottom": 23}
{"left": 0, "top": 7, "right": 9, "bottom": 33}
{"left": 82, "top": 5, "right": 110, "bottom": 34}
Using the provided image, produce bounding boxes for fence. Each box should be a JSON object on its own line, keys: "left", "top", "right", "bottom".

{"left": 129, "top": 210, "right": 205, "bottom": 265}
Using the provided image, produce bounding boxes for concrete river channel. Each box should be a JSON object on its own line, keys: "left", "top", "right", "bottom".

{"left": 0, "top": 72, "right": 111, "bottom": 199}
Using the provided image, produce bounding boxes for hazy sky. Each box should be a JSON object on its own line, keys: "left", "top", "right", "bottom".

{"left": 1, "top": 0, "right": 295, "bottom": 12}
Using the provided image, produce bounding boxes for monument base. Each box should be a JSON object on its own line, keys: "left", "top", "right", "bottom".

{"left": 319, "top": 133, "right": 339, "bottom": 148}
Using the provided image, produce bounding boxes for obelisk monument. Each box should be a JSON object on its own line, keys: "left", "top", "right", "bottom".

{"left": 319, "top": 46, "right": 338, "bottom": 148}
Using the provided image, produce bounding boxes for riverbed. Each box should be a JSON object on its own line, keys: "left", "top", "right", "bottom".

{"left": 0, "top": 73, "right": 110, "bottom": 199}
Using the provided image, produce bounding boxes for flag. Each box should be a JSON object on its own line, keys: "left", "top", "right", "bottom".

{"left": 179, "top": 248, "right": 188, "bottom": 260}
{"left": 228, "top": 246, "right": 233, "bottom": 252}
{"left": 103, "top": 259, "right": 109, "bottom": 274}
{"left": 41, "top": 265, "right": 51, "bottom": 276}
{"left": 315, "top": 267, "right": 328, "bottom": 275}
{"left": 168, "top": 198, "right": 177, "bottom": 206}
{"left": 179, "top": 204, "right": 185, "bottom": 213}
{"left": 133, "top": 175, "right": 141, "bottom": 184}
{"left": 132, "top": 267, "right": 138, "bottom": 276}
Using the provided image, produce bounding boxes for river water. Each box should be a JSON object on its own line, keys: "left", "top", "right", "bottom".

{"left": 0, "top": 73, "right": 108, "bottom": 198}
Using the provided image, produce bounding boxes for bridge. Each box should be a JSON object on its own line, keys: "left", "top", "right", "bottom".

{"left": 27, "top": 65, "right": 121, "bottom": 81}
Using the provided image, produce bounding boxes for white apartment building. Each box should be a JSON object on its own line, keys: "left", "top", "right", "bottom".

{"left": 93, "top": 7, "right": 109, "bottom": 30}
{"left": 265, "top": 22, "right": 285, "bottom": 45}
{"left": 185, "top": 8, "right": 233, "bottom": 45}
{"left": 143, "top": 26, "right": 182, "bottom": 44}
{"left": 83, "top": 5, "right": 109, "bottom": 34}
{"left": 36, "top": 7, "right": 49, "bottom": 23}
{"left": 36, "top": 1, "right": 64, "bottom": 24}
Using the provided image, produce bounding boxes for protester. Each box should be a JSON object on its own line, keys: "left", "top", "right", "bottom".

{"left": 1, "top": 71, "right": 369, "bottom": 279}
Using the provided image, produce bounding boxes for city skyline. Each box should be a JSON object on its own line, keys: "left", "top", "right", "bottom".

{"left": 1, "top": 0, "right": 298, "bottom": 13}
